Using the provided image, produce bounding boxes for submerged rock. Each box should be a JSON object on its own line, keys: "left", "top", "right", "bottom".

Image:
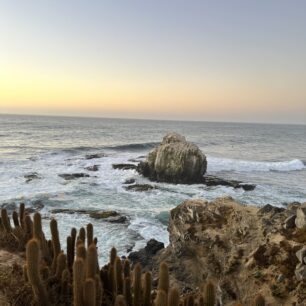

{"left": 58, "top": 173, "right": 90, "bottom": 180}
{"left": 138, "top": 133, "right": 207, "bottom": 184}
{"left": 85, "top": 153, "right": 106, "bottom": 160}
{"left": 85, "top": 165, "right": 99, "bottom": 171}
{"left": 123, "top": 178, "right": 136, "bottom": 185}
{"left": 112, "top": 163, "right": 137, "bottom": 170}
{"left": 124, "top": 184, "right": 155, "bottom": 192}
{"left": 24, "top": 172, "right": 41, "bottom": 183}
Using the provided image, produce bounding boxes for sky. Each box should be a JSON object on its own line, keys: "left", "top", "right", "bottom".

{"left": 0, "top": 1, "right": 306, "bottom": 124}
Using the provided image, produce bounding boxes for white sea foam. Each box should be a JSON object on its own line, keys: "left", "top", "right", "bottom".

{"left": 207, "top": 157, "right": 305, "bottom": 173}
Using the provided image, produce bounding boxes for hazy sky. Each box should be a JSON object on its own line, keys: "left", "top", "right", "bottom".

{"left": 0, "top": 1, "right": 305, "bottom": 124}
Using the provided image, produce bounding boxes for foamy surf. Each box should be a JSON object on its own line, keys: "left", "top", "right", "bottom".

{"left": 207, "top": 157, "right": 305, "bottom": 172}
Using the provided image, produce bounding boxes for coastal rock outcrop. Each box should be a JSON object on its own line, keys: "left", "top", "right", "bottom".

{"left": 137, "top": 133, "right": 207, "bottom": 183}
{"left": 135, "top": 198, "right": 306, "bottom": 305}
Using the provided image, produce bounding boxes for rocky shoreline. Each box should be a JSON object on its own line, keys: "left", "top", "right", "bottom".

{"left": 128, "top": 197, "right": 306, "bottom": 305}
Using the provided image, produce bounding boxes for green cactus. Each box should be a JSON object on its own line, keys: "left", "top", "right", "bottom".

{"left": 143, "top": 271, "right": 152, "bottom": 306}
{"left": 50, "top": 218, "right": 61, "bottom": 272}
{"left": 253, "top": 294, "right": 265, "bottom": 306}
{"left": 203, "top": 281, "right": 215, "bottom": 306}
{"left": 133, "top": 263, "right": 142, "bottom": 306}
{"left": 83, "top": 278, "right": 96, "bottom": 306}
{"left": 155, "top": 289, "right": 167, "bottom": 306}
{"left": 115, "top": 256, "right": 124, "bottom": 294}
{"left": 158, "top": 262, "right": 169, "bottom": 294}
{"left": 87, "top": 223, "right": 93, "bottom": 248}
{"left": 73, "top": 257, "right": 85, "bottom": 306}
{"left": 168, "top": 288, "right": 180, "bottom": 306}
{"left": 26, "top": 239, "right": 50, "bottom": 306}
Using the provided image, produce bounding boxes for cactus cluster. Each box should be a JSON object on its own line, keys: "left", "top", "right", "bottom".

{"left": 0, "top": 204, "right": 267, "bottom": 306}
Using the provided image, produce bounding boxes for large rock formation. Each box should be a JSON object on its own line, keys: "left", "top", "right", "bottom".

{"left": 137, "top": 133, "right": 207, "bottom": 183}
{"left": 132, "top": 198, "right": 306, "bottom": 305}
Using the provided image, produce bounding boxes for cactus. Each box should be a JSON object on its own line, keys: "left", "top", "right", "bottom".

{"left": 33, "top": 212, "right": 43, "bottom": 240}
{"left": 155, "top": 290, "right": 167, "bottom": 306}
{"left": 26, "top": 239, "right": 50, "bottom": 306}
{"left": 73, "top": 257, "right": 85, "bottom": 306}
{"left": 203, "top": 281, "right": 215, "bottom": 306}
{"left": 133, "top": 263, "right": 142, "bottom": 306}
{"left": 253, "top": 294, "right": 265, "bottom": 306}
{"left": 23, "top": 264, "right": 28, "bottom": 282}
{"left": 86, "top": 244, "right": 98, "bottom": 279}
{"left": 24, "top": 215, "right": 33, "bottom": 238}
{"left": 55, "top": 252, "right": 67, "bottom": 279}
{"left": 12, "top": 211, "right": 20, "bottom": 227}
{"left": 187, "top": 295, "right": 194, "bottom": 306}
{"left": 158, "top": 262, "right": 169, "bottom": 294}
{"left": 50, "top": 218, "right": 61, "bottom": 272}
{"left": 1, "top": 208, "right": 12, "bottom": 232}
{"left": 115, "top": 294, "right": 127, "bottom": 306}
{"left": 77, "top": 243, "right": 87, "bottom": 260}
{"left": 67, "top": 235, "right": 74, "bottom": 270}
{"left": 61, "top": 268, "right": 70, "bottom": 297}
{"left": 83, "top": 278, "right": 96, "bottom": 306}
{"left": 123, "top": 259, "right": 131, "bottom": 278}
{"left": 124, "top": 277, "right": 132, "bottom": 306}
{"left": 110, "top": 247, "right": 117, "bottom": 265}
{"left": 143, "top": 271, "right": 152, "bottom": 306}
{"left": 19, "top": 203, "right": 25, "bottom": 228}
{"left": 168, "top": 288, "right": 180, "bottom": 306}
{"left": 108, "top": 263, "right": 117, "bottom": 298}
{"left": 95, "top": 274, "right": 103, "bottom": 306}
{"left": 79, "top": 227, "right": 86, "bottom": 243}
{"left": 87, "top": 223, "right": 93, "bottom": 248}
{"left": 115, "top": 256, "right": 124, "bottom": 294}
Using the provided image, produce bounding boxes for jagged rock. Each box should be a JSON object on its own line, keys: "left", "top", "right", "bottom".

{"left": 283, "top": 214, "right": 296, "bottom": 229}
{"left": 295, "top": 206, "right": 306, "bottom": 229}
{"left": 24, "top": 172, "right": 41, "bottom": 183}
{"left": 125, "top": 184, "right": 155, "bottom": 192}
{"left": 296, "top": 246, "right": 306, "bottom": 263}
{"left": 123, "top": 178, "right": 136, "bottom": 185}
{"left": 138, "top": 133, "right": 207, "bottom": 183}
{"left": 89, "top": 211, "right": 118, "bottom": 219}
{"left": 112, "top": 164, "right": 137, "bottom": 170}
{"left": 128, "top": 239, "right": 164, "bottom": 267}
{"left": 258, "top": 204, "right": 285, "bottom": 215}
{"left": 58, "top": 173, "right": 90, "bottom": 180}
{"left": 85, "top": 153, "right": 106, "bottom": 160}
{"left": 202, "top": 175, "right": 256, "bottom": 191}
{"left": 25, "top": 200, "right": 44, "bottom": 213}
{"left": 85, "top": 165, "right": 99, "bottom": 171}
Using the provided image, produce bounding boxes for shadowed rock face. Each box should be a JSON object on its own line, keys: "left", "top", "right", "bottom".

{"left": 138, "top": 133, "right": 207, "bottom": 183}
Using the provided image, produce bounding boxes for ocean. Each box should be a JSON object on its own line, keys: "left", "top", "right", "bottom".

{"left": 0, "top": 114, "right": 305, "bottom": 262}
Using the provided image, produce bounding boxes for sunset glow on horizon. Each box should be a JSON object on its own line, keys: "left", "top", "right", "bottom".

{"left": 1, "top": 1, "right": 306, "bottom": 124}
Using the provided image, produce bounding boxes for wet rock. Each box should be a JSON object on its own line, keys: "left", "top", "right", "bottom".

{"left": 104, "top": 215, "right": 128, "bottom": 223}
{"left": 283, "top": 214, "right": 296, "bottom": 229}
{"left": 25, "top": 200, "right": 44, "bottom": 213}
{"left": 85, "top": 165, "right": 99, "bottom": 171}
{"left": 258, "top": 204, "right": 285, "bottom": 215}
{"left": 138, "top": 133, "right": 207, "bottom": 184}
{"left": 0, "top": 202, "right": 17, "bottom": 212}
{"left": 202, "top": 175, "right": 256, "bottom": 191}
{"left": 296, "top": 246, "right": 306, "bottom": 263}
{"left": 24, "top": 172, "right": 41, "bottom": 183}
{"left": 89, "top": 211, "right": 119, "bottom": 219}
{"left": 125, "top": 184, "right": 155, "bottom": 192}
{"left": 123, "top": 178, "right": 136, "bottom": 185}
{"left": 58, "top": 173, "right": 90, "bottom": 180}
{"left": 295, "top": 206, "right": 306, "bottom": 229}
{"left": 128, "top": 239, "right": 164, "bottom": 267}
{"left": 112, "top": 164, "right": 137, "bottom": 170}
{"left": 85, "top": 153, "right": 106, "bottom": 160}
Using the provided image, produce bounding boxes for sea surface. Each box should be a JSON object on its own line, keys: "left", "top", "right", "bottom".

{"left": 0, "top": 114, "right": 305, "bottom": 262}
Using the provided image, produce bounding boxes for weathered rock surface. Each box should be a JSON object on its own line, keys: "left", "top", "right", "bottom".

{"left": 58, "top": 173, "right": 90, "bottom": 180}
{"left": 124, "top": 184, "right": 156, "bottom": 192}
{"left": 85, "top": 165, "right": 99, "bottom": 171}
{"left": 139, "top": 198, "right": 306, "bottom": 305}
{"left": 85, "top": 153, "right": 106, "bottom": 160}
{"left": 137, "top": 133, "right": 207, "bottom": 183}
{"left": 123, "top": 178, "right": 136, "bottom": 185}
{"left": 112, "top": 164, "right": 137, "bottom": 170}
{"left": 295, "top": 205, "right": 306, "bottom": 229}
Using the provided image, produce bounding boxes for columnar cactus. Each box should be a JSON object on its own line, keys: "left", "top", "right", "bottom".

{"left": 158, "top": 262, "right": 169, "bottom": 294}
{"left": 203, "top": 281, "right": 215, "bottom": 306}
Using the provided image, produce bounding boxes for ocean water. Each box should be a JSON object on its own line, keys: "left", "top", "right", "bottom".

{"left": 0, "top": 114, "right": 305, "bottom": 262}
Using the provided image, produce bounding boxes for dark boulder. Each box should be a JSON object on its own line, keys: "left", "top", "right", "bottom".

{"left": 125, "top": 184, "right": 155, "bottom": 192}
{"left": 112, "top": 164, "right": 137, "bottom": 170}
{"left": 58, "top": 173, "right": 90, "bottom": 180}
{"left": 85, "top": 165, "right": 99, "bottom": 171}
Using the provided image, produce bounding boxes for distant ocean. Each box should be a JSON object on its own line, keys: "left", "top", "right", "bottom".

{"left": 0, "top": 114, "right": 305, "bottom": 262}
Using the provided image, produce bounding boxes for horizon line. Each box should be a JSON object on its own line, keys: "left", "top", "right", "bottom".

{"left": 0, "top": 111, "right": 305, "bottom": 127}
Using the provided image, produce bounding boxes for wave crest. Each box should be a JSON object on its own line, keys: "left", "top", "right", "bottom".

{"left": 207, "top": 157, "right": 305, "bottom": 172}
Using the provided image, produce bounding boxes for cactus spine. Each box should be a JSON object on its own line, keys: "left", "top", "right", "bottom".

{"left": 155, "top": 290, "right": 167, "bottom": 306}
{"left": 168, "top": 288, "right": 180, "bottom": 306}
{"left": 203, "top": 281, "right": 215, "bottom": 306}
{"left": 86, "top": 244, "right": 98, "bottom": 279}
{"left": 73, "top": 257, "right": 85, "bottom": 306}
{"left": 83, "top": 278, "right": 96, "bottom": 306}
